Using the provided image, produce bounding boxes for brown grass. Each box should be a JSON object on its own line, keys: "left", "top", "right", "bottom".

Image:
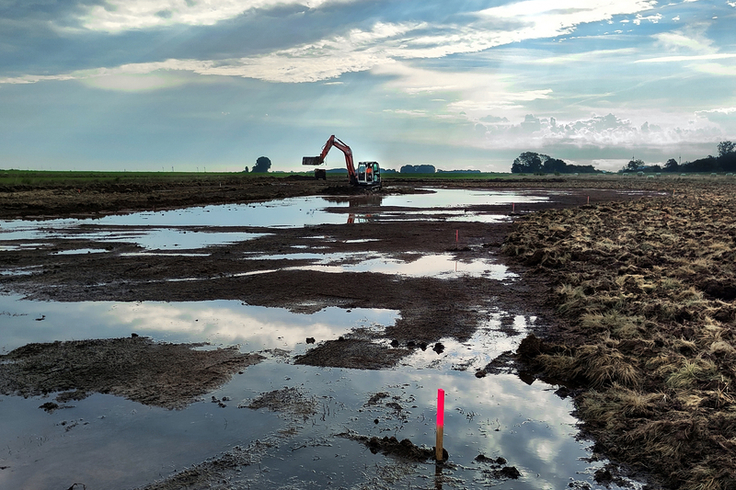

{"left": 504, "top": 181, "right": 736, "bottom": 489}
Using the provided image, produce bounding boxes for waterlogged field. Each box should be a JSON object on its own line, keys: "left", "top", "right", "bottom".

{"left": 0, "top": 178, "right": 670, "bottom": 489}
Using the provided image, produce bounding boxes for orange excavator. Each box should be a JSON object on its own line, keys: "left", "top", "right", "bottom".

{"left": 302, "top": 135, "right": 381, "bottom": 188}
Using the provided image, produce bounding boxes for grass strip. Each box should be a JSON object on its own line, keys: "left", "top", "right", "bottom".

{"left": 503, "top": 182, "right": 736, "bottom": 490}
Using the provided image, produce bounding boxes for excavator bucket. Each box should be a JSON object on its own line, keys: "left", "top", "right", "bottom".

{"left": 302, "top": 156, "right": 322, "bottom": 166}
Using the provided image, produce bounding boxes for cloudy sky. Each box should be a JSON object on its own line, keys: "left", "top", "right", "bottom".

{"left": 1, "top": 0, "right": 735, "bottom": 173}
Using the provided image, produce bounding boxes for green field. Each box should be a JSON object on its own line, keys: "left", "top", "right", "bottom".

{"left": 2, "top": 168, "right": 733, "bottom": 188}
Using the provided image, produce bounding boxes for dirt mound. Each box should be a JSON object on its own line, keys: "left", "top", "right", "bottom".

{"left": 239, "top": 387, "right": 318, "bottom": 420}
{"left": 294, "top": 338, "right": 409, "bottom": 369}
{"left": 0, "top": 337, "right": 263, "bottom": 409}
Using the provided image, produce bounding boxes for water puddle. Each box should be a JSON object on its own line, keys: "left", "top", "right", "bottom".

{"left": 0, "top": 294, "right": 398, "bottom": 353}
{"left": 399, "top": 313, "right": 533, "bottom": 371}
{"left": 53, "top": 248, "right": 108, "bottom": 255}
{"left": 246, "top": 252, "right": 518, "bottom": 281}
{"left": 0, "top": 188, "right": 549, "bottom": 251}
{"left": 0, "top": 294, "right": 642, "bottom": 489}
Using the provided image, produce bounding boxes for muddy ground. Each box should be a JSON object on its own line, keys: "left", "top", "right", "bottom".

{"left": 0, "top": 174, "right": 690, "bottom": 488}
{"left": 0, "top": 177, "right": 647, "bottom": 371}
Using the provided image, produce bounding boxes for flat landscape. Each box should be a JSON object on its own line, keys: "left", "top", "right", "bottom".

{"left": 1, "top": 173, "right": 735, "bottom": 489}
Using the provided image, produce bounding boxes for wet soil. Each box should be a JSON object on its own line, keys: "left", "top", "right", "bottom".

{"left": 0, "top": 336, "right": 263, "bottom": 410}
{"left": 0, "top": 174, "right": 689, "bottom": 488}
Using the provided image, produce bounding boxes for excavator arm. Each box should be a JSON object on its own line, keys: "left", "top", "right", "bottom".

{"left": 302, "top": 135, "right": 358, "bottom": 185}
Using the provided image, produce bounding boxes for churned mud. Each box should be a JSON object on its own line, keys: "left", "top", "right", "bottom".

{"left": 2, "top": 173, "right": 716, "bottom": 489}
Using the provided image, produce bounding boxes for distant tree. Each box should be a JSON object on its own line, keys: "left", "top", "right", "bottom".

{"left": 243, "top": 166, "right": 249, "bottom": 173}
{"left": 664, "top": 159, "right": 679, "bottom": 172}
{"left": 542, "top": 158, "right": 567, "bottom": 174}
{"left": 252, "top": 156, "right": 272, "bottom": 173}
{"left": 400, "top": 164, "right": 436, "bottom": 173}
{"left": 626, "top": 159, "right": 645, "bottom": 172}
{"left": 511, "top": 152, "right": 543, "bottom": 173}
{"left": 437, "top": 169, "right": 481, "bottom": 174}
{"left": 717, "top": 142, "right": 736, "bottom": 172}
{"left": 682, "top": 156, "right": 718, "bottom": 173}
{"left": 718, "top": 141, "right": 735, "bottom": 158}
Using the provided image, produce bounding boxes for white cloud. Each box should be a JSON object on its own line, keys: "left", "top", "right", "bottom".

{"left": 0, "top": 22, "right": 420, "bottom": 87}
{"left": 78, "top": 0, "right": 356, "bottom": 33}
{"left": 689, "top": 62, "right": 736, "bottom": 76}
{"left": 473, "top": 111, "right": 728, "bottom": 153}
{"left": 638, "top": 24, "right": 736, "bottom": 74}
{"left": 633, "top": 12, "right": 662, "bottom": 24}
{"left": 371, "top": 61, "right": 553, "bottom": 124}
{"left": 698, "top": 107, "right": 736, "bottom": 116}
{"left": 652, "top": 26, "right": 715, "bottom": 53}
{"left": 696, "top": 107, "right": 736, "bottom": 125}
{"left": 0, "top": 74, "right": 77, "bottom": 84}
{"left": 636, "top": 53, "right": 736, "bottom": 63}
{"left": 6, "top": 0, "right": 669, "bottom": 90}
{"left": 527, "top": 48, "right": 637, "bottom": 65}
{"left": 476, "top": 0, "right": 658, "bottom": 36}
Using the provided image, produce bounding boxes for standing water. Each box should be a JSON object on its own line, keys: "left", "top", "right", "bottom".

{"left": 0, "top": 189, "right": 643, "bottom": 489}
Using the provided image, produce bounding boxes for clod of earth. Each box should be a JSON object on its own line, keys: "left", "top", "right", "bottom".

{"left": 294, "top": 338, "right": 409, "bottom": 369}
{"left": 0, "top": 337, "right": 263, "bottom": 410}
{"left": 239, "top": 387, "right": 318, "bottom": 421}
{"left": 339, "top": 433, "right": 438, "bottom": 462}
{"left": 474, "top": 454, "right": 521, "bottom": 480}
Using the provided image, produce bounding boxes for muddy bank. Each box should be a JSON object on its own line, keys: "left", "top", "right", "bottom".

{"left": 0, "top": 336, "right": 263, "bottom": 409}
{"left": 502, "top": 181, "right": 736, "bottom": 490}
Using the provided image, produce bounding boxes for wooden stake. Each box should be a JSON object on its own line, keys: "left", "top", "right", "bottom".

{"left": 436, "top": 388, "right": 445, "bottom": 461}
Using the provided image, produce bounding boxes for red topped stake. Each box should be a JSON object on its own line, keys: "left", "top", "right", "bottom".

{"left": 436, "top": 388, "right": 445, "bottom": 461}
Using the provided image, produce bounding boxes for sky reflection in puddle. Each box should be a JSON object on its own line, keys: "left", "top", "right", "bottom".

{"left": 399, "top": 313, "right": 532, "bottom": 371}
{"left": 249, "top": 251, "right": 518, "bottom": 280}
{"left": 0, "top": 294, "right": 641, "bottom": 489}
{"left": 0, "top": 294, "right": 397, "bottom": 353}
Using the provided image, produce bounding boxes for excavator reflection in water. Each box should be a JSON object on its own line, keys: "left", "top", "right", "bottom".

{"left": 302, "top": 135, "right": 382, "bottom": 188}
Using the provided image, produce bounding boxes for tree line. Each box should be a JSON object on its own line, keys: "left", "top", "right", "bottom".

{"left": 510, "top": 141, "right": 736, "bottom": 175}
{"left": 622, "top": 141, "right": 736, "bottom": 173}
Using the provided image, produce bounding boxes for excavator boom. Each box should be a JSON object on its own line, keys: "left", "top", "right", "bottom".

{"left": 302, "top": 135, "right": 357, "bottom": 184}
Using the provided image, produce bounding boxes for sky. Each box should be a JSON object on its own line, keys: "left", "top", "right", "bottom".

{"left": 1, "top": 0, "right": 735, "bottom": 173}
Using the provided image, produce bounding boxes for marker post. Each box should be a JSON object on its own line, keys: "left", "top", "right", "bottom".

{"left": 436, "top": 388, "right": 445, "bottom": 462}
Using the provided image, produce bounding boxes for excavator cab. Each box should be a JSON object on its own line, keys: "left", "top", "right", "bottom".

{"left": 357, "top": 161, "right": 381, "bottom": 187}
